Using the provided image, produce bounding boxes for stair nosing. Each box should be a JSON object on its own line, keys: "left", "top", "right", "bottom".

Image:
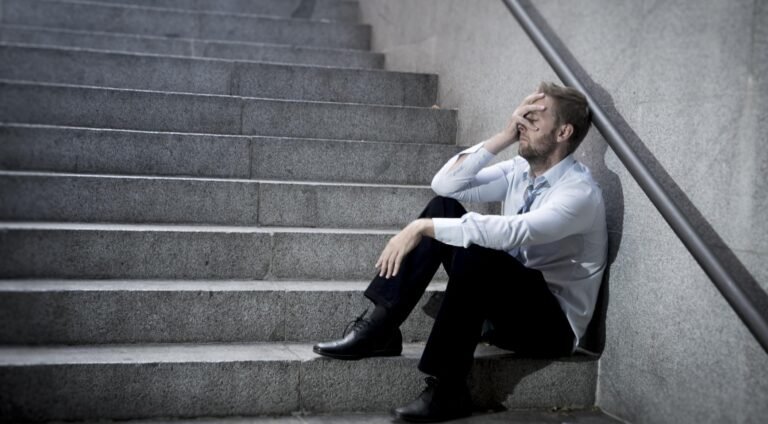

{"left": 0, "top": 122, "right": 460, "bottom": 147}
{"left": 0, "top": 23, "right": 383, "bottom": 56}
{"left": 15, "top": 0, "right": 371, "bottom": 29}
{"left": 0, "top": 279, "right": 448, "bottom": 292}
{"left": 0, "top": 221, "right": 401, "bottom": 234}
{"left": 0, "top": 169, "right": 433, "bottom": 189}
{"left": 0, "top": 79, "right": 454, "bottom": 111}
{"left": 0, "top": 41, "right": 432, "bottom": 77}
{"left": 0, "top": 342, "right": 531, "bottom": 366}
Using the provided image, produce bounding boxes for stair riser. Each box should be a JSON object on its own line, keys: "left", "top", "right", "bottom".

{"left": 88, "top": 0, "right": 360, "bottom": 22}
{"left": 0, "top": 25, "right": 384, "bottom": 69}
{"left": 0, "top": 45, "right": 435, "bottom": 106}
{"left": 0, "top": 357, "right": 596, "bottom": 421}
{"left": 0, "top": 82, "right": 457, "bottom": 144}
{"left": 0, "top": 174, "right": 436, "bottom": 227}
{"left": 0, "top": 126, "right": 458, "bottom": 184}
{"left": 0, "top": 0, "right": 370, "bottom": 50}
{"left": 0, "top": 288, "right": 439, "bottom": 344}
{"left": 0, "top": 229, "right": 402, "bottom": 280}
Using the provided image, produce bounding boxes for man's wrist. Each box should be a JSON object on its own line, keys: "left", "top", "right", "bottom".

{"left": 484, "top": 131, "right": 517, "bottom": 155}
{"left": 413, "top": 218, "right": 435, "bottom": 238}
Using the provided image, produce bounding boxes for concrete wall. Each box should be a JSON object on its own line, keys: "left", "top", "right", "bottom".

{"left": 357, "top": 0, "right": 768, "bottom": 423}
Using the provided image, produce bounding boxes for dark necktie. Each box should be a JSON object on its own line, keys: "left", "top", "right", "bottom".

{"left": 517, "top": 180, "right": 547, "bottom": 214}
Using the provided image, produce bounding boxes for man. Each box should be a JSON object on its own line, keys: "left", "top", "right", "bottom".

{"left": 313, "top": 82, "right": 608, "bottom": 422}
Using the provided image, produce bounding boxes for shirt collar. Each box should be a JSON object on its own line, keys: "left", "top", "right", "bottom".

{"left": 522, "top": 154, "right": 576, "bottom": 189}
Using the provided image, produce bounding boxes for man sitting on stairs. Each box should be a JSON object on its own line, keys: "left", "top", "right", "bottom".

{"left": 313, "top": 82, "right": 608, "bottom": 422}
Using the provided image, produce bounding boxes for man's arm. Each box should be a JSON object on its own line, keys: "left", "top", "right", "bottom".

{"left": 444, "top": 92, "right": 546, "bottom": 172}
{"left": 375, "top": 92, "right": 547, "bottom": 279}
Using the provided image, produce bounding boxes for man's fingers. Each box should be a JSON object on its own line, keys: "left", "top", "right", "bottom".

{"left": 522, "top": 92, "right": 545, "bottom": 104}
{"left": 392, "top": 252, "right": 404, "bottom": 277}
{"left": 387, "top": 253, "right": 398, "bottom": 279}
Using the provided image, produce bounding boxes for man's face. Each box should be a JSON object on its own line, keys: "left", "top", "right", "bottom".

{"left": 518, "top": 95, "right": 559, "bottom": 162}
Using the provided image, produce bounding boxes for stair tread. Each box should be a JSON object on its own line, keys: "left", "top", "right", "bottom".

{"left": 0, "top": 24, "right": 381, "bottom": 57}
{"left": 37, "top": 0, "right": 364, "bottom": 26}
{"left": 0, "top": 221, "right": 400, "bottom": 234}
{"left": 0, "top": 279, "right": 447, "bottom": 292}
{"left": 0, "top": 169, "right": 431, "bottom": 189}
{"left": 0, "top": 341, "right": 558, "bottom": 366}
{"left": 0, "top": 122, "right": 455, "bottom": 147}
{"left": 0, "top": 41, "right": 407, "bottom": 75}
{"left": 0, "top": 78, "right": 453, "bottom": 110}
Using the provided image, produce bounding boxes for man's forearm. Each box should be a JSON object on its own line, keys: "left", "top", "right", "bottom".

{"left": 482, "top": 131, "right": 517, "bottom": 155}
{"left": 415, "top": 218, "right": 435, "bottom": 238}
{"left": 446, "top": 131, "right": 516, "bottom": 172}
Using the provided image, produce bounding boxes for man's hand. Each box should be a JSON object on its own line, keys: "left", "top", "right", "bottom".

{"left": 375, "top": 219, "right": 433, "bottom": 279}
{"left": 484, "top": 92, "right": 547, "bottom": 155}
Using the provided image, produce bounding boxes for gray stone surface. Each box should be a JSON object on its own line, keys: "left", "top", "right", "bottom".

{"left": 250, "top": 136, "right": 460, "bottom": 184}
{"left": 0, "top": 81, "right": 457, "bottom": 144}
{"left": 86, "top": 0, "right": 360, "bottom": 22}
{"left": 0, "top": 25, "right": 384, "bottom": 69}
{"left": 0, "top": 172, "right": 438, "bottom": 227}
{"left": 0, "top": 172, "right": 261, "bottom": 225}
{"left": 0, "top": 44, "right": 435, "bottom": 106}
{"left": 0, "top": 349, "right": 301, "bottom": 420}
{"left": 0, "top": 343, "right": 597, "bottom": 421}
{"left": 39, "top": 409, "right": 623, "bottom": 423}
{"left": 0, "top": 125, "right": 253, "bottom": 179}
{"left": 0, "top": 280, "right": 443, "bottom": 344}
{"left": 358, "top": 0, "right": 768, "bottom": 422}
{"left": 0, "top": 224, "right": 274, "bottom": 279}
{"left": 0, "top": 125, "right": 457, "bottom": 184}
{"left": 0, "top": 0, "right": 371, "bottom": 50}
{"left": 258, "top": 181, "right": 434, "bottom": 229}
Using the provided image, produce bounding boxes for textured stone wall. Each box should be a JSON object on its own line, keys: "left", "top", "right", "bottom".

{"left": 357, "top": 0, "right": 768, "bottom": 422}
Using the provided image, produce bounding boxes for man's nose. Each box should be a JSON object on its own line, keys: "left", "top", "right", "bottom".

{"left": 517, "top": 123, "right": 526, "bottom": 133}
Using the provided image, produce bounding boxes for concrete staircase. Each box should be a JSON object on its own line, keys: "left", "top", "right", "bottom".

{"left": 0, "top": 0, "right": 598, "bottom": 421}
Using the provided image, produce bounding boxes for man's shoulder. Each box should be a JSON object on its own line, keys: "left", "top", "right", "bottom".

{"left": 559, "top": 161, "right": 604, "bottom": 197}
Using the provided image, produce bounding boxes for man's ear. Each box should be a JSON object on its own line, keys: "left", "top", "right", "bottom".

{"left": 556, "top": 123, "right": 574, "bottom": 143}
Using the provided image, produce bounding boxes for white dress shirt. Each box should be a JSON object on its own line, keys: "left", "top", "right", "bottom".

{"left": 430, "top": 141, "right": 608, "bottom": 350}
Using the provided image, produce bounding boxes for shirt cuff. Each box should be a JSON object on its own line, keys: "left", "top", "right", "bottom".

{"left": 432, "top": 217, "right": 464, "bottom": 247}
{"left": 446, "top": 141, "right": 495, "bottom": 177}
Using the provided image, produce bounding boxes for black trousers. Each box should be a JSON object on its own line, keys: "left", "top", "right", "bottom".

{"left": 364, "top": 196, "right": 574, "bottom": 381}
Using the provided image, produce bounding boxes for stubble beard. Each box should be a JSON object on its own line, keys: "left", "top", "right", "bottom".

{"left": 519, "top": 128, "right": 558, "bottom": 167}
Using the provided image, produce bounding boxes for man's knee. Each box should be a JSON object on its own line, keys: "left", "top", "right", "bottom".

{"left": 422, "top": 196, "right": 466, "bottom": 219}
{"left": 448, "top": 245, "right": 500, "bottom": 279}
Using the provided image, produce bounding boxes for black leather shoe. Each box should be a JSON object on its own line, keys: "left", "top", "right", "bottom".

{"left": 394, "top": 377, "right": 472, "bottom": 423}
{"left": 312, "top": 310, "right": 402, "bottom": 360}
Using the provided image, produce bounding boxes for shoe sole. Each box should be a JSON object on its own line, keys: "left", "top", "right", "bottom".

{"left": 393, "top": 410, "right": 472, "bottom": 423}
{"left": 312, "top": 346, "right": 402, "bottom": 360}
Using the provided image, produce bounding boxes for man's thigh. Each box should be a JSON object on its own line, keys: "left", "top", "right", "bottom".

{"left": 449, "top": 245, "right": 573, "bottom": 357}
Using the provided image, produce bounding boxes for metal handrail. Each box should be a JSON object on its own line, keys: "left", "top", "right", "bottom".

{"left": 501, "top": 0, "right": 768, "bottom": 354}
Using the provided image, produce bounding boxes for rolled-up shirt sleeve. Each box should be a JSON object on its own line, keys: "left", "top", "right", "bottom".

{"left": 433, "top": 182, "right": 600, "bottom": 251}
{"left": 431, "top": 141, "right": 513, "bottom": 204}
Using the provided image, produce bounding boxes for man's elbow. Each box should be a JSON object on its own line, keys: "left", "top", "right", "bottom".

{"left": 431, "top": 175, "right": 449, "bottom": 196}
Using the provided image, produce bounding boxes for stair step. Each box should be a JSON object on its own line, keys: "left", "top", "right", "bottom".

{"left": 88, "top": 0, "right": 360, "bottom": 22}
{"left": 41, "top": 410, "right": 623, "bottom": 424}
{"left": 0, "top": 24, "right": 384, "bottom": 68}
{"left": 0, "top": 222, "right": 456, "bottom": 280}
{"left": 0, "top": 171, "right": 477, "bottom": 227}
{"left": 0, "top": 43, "right": 434, "bottom": 106}
{"left": 0, "top": 279, "right": 445, "bottom": 344}
{"left": 0, "top": 124, "right": 459, "bottom": 184}
{"left": 0, "top": 342, "right": 597, "bottom": 421}
{"left": 0, "top": 0, "right": 371, "bottom": 50}
{"left": 0, "top": 81, "right": 457, "bottom": 143}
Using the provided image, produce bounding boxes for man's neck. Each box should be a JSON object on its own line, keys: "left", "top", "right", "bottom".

{"left": 527, "top": 154, "right": 566, "bottom": 179}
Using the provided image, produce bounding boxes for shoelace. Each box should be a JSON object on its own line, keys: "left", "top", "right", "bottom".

{"left": 342, "top": 308, "right": 369, "bottom": 337}
{"left": 418, "top": 376, "right": 439, "bottom": 398}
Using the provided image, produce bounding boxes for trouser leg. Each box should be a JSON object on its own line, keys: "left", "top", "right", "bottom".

{"left": 418, "top": 245, "right": 574, "bottom": 381}
{"left": 363, "top": 196, "right": 466, "bottom": 326}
